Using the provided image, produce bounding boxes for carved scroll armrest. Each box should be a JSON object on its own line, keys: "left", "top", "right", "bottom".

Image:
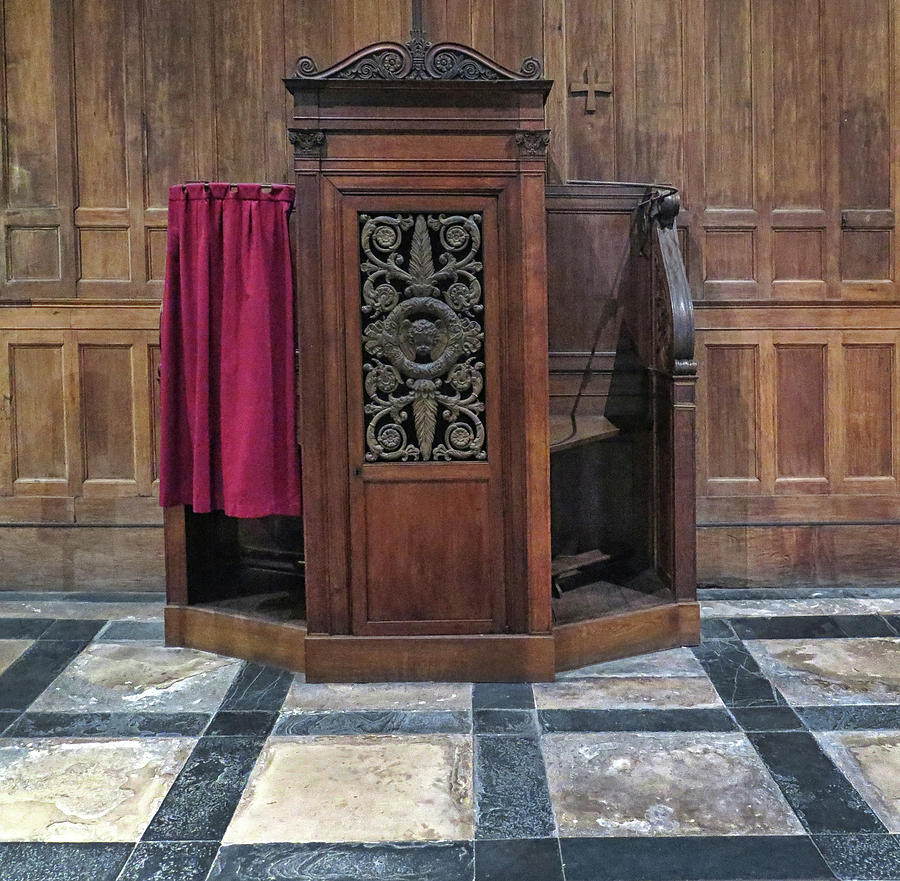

{"left": 645, "top": 193, "right": 696, "bottom": 377}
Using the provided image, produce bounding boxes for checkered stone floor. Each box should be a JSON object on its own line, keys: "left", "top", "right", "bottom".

{"left": 0, "top": 587, "right": 899, "bottom": 880}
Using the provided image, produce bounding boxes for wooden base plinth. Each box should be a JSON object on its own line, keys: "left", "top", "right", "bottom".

{"left": 164, "top": 600, "right": 700, "bottom": 681}
{"left": 305, "top": 633, "right": 556, "bottom": 682}
{"left": 553, "top": 602, "right": 700, "bottom": 672}
{"left": 164, "top": 605, "right": 307, "bottom": 672}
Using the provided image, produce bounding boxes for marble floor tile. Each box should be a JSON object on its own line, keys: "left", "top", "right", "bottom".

{"left": 559, "top": 647, "right": 709, "bottom": 679}
{"left": 543, "top": 731, "right": 804, "bottom": 837}
{"left": 534, "top": 676, "right": 723, "bottom": 710}
{"left": 816, "top": 731, "right": 900, "bottom": 832}
{"left": 29, "top": 643, "right": 243, "bottom": 714}
{"left": 541, "top": 648, "right": 722, "bottom": 709}
{"left": 0, "top": 601, "right": 163, "bottom": 620}
{"left": 94, "top": 621, "right": 165, "bottom": 643}
{"left": 283, "top": 680, "right": 471, "bottom": 712}
{"left": 0, "top": 639, "right": 32, "bottom": 675}
{"left": 209, "top": 842, "right": 474, "bottom": 881}
{"left": 701, "top": 597, "right": 900, "bottom": 619}
{"left": 745, "top": 638, "right": 900, "bottom": 705}
{"left": 223, "top": 734, "right": 474, "bottom": 843}
{"left": 0, "top": 737, "right": 195, "bottom": 841}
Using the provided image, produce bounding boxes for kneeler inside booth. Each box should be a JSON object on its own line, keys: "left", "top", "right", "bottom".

{"left": 161, "top": 28, "right": 700, "bottom": 682}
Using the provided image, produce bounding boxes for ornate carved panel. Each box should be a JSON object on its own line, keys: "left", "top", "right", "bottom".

{"left": 359, "top": 211, "right": 487, "bottom": 462}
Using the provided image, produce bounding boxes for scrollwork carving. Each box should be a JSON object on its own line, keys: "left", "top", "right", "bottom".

{"left": 291, "top": 28, "right": 542, "bottom": 82}
{"left": 359, "top": 212, "right": 487, "bottom": 462}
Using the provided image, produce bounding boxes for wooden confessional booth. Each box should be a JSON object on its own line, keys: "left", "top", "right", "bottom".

{"left": 163, "top": 31, "right": 700, "bottom": 681}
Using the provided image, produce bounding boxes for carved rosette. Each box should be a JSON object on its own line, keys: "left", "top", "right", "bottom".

{"left": 359, "top": 212, "right": 487, "bottom": 462}
{"left": 288, "top": 129, "right": 325, "bottom": 158}
{"left": 515, "top": 130, "right": 551, "bottom": 158}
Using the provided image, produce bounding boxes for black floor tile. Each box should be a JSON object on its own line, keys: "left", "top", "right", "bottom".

{"left": 206, "top": 710, "right": 277, "bottom": 737}
{"left": 5, "top": 711, "right": 209, "bottom": 738}
{"left": 812, "top": 834, "right": 900, "bottom": 881}
{"left": 539, "top": 707, "right": 737, "bottom": 733}
{"left": 474, "top": 709, "right": 538, "bottom": 735}
{"left": 472, "top": 682, "right": 535, "bottom": 710}
{"left": 0, "top": 640, "right": 87, "bottom": 710}
{"left": 0, "top": 618, "right": 53, "bottom": 639}
{"left": 0, "top": 710, "right": 20, "bottom": 734}
{"left": 474, "top": 838, "right": 563, "bottom": 881}
{"left": 95, "top": 620, "right": 165, "bottom": 642}
{"left": 39, "top": 619, "right": 106, "bottom": 641}
{"left": 796, "top": 705, "right": 900, "bottom": 730}
{"left": 141, "top": 735, "right": 266, "bottom": 841}
{"left": 208, "top": 842, "right": 474, "bottom": 881}
{"left": 692, "top": 640, "right": 785, "bottom": 707}
{"left": 272, "top": 709, "right": 470, "bottom": 735}
{"left": 0, "top": 590, "right": 165, "bottom": 603}
{"left": 749, "top": 731, "right": 888, "bottom": 834}
{"left": 474, "top": 735, "right": 555, "bottom": 839}
{"left": 881, "top": 615, "right": 900, "bottom": 636}
{"left": 116, "top": 841, "right": 219, "bottom": 881}
{"left": 560, "top": 835, "right": 835, "bottom": 881}
{"left": 0, "top": 843, "right": 133, "bottom": 881}
{"left": 730, "top": 706, "right": 804, "bottom": 732}
{"left": 728, "top": 616, "right": 846, "bottom": 640}
{"left": 701, "top": 618, "right": 737, "bottom": 639}
{"left": 830, "top": 615, "right": 900, "bottom": 637}
{"left": 218, "top": 662, "right": 293, "bottom": 712}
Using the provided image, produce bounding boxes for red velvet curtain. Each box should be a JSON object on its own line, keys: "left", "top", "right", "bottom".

{"left": 159, "top": 182, "right": 301, "bottom": 517}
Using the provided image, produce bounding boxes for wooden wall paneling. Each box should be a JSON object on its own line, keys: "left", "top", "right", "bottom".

{"left": 542, "top": 0, "right": 567, "bottom": 183}
{"left": 770, "top": 0, "right": 829, "bottom": 301}
{"left": 73, "top": 0, "right": 149, "bottom": 299}
{"left": 561, "top": 0, "right": 616, "bottom": 182}
{"left": 695, "top": 330, "right": 775, "bottom": 499}
{"left": 699, "top": 0, "right": 759, "bottom": 300}
{"left": 76, "top": 332, "right": 152, "bottom": 501}
{"left": 773, "top": 333, "right": 830, "bottom": 493}
{"left": 141, "top": 0, "right": 216, "bottom": 300}
{"left": 422, "top": 0, "right": 540, "bottom": 68}
{"left": 834, "top": 331, "right": 898, "bottom": 495}
{"left": 621, "top": 0, "right": 684, "bottom": 186}
{"left": 834, "top": 0, "right": 896, "bottom": 300}
{"left": 0, "top": 0, "right": 76, "bottom": 299}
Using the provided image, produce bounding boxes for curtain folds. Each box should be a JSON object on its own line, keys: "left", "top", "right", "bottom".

{"left": 159, "top": 182, "right": 301, "bottom": 518}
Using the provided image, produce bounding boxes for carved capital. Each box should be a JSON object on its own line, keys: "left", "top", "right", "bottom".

{"left": 515, "top": 130, "right": 551, "bottom": 158}
{"left": 289, "top": 129, "right": 326, "bottom": 157}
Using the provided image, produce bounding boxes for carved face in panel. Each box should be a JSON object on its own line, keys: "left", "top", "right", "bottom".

{"left": 400, "top": 316, "right": 448, "bottom": 362}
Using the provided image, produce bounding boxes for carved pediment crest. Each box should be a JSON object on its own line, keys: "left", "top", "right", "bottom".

{"left": 291, "top": 27, "right": 542, "bottom": 82}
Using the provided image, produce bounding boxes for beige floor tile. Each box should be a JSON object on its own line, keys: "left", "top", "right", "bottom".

{"left": 534, "top": 676, "right": 723, "bottom": 709}
{"left": 559, "top": 648, "right": 709, "bottom": 679}
{"left": 282, "top": 681, "right": 471, "bottom": 712}
{"left": 224, "top": 734, "right": 474, "bottom": 843}
{"left": 816, "top": 731, "right": 900, "bottom": 832}
{"left": 29, "top": 643, "right": 243, "bottom": 713}
{"left": 0, "top": 640, "right": 32, "bottom": 675}
{"left": 543, "top": 731, "right": 804, "bottom": 837}
{"left": 745, "top": 638, "right": 900, "bottom": 705}
{"left": 0, "top": 737, "right": 195, "bottom": 842}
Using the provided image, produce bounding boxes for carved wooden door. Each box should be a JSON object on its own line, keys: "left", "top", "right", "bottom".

{"left": 340, "top": 194, "right": 507, "bottom": 636}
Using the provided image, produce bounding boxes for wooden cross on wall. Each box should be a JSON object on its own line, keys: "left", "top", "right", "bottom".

{"left": 569, "top": 64, "right": 612, "bottom": 113}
